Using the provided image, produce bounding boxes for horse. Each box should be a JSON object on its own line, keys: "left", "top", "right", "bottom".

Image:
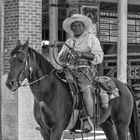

{"left": 6, "top": 39, "right": 140, "bottom": 140}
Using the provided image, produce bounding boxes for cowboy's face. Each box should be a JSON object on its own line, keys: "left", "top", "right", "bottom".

{"left": 71, "top": 21, "right": 85, "bottom": 38}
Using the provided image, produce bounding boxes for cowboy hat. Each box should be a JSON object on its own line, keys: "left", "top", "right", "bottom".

{"left": 63, "top": 14, "right": 92, "bottom": 33}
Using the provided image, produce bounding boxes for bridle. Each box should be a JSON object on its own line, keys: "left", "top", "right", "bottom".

{"left": 15, "top": 49, "right": 48, "bottom": 87}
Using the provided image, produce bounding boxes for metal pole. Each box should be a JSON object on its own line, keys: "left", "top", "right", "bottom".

{"left": 117, "top": 0, "right": 128, "bottom": 83}
{"left": 49, "top": 0, "right": 58, "bottom": 67}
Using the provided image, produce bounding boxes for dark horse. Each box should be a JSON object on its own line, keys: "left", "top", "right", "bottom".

{"left": 6, "top": 39, "right": 140, "bottom": 140}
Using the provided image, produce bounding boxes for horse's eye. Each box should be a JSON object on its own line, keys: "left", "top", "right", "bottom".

{"left": 19, "top": 59, "right": 24, "bottom": 63}
{"left": 9, "top": 57, "right": 14, "bottom": 63}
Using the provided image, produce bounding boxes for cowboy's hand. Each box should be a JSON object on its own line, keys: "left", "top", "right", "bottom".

{"left": 59, "top": 51, "right": 73, "bottom": 63}
{"left": 68, "top": 51, "right": 79, "bottom": 64}
{"left": 59, "top": 52, "right": 67, "bottom": 62}
{"left": 66, "top": 53, "right": 72, "bottom": 63}
{"left": 75, "top": 51, "right": 83, "bottom": 58}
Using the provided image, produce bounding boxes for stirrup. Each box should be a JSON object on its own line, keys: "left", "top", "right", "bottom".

{"left": 87, "top": 116, "right": 94, "bottom": 130}
{"left": 81, "top": 117, "right": 94, "bottom": 133}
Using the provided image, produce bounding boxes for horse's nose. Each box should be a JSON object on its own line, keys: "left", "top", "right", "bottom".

{"left": 6, "top": 80, "right": 15, "bottom": 89}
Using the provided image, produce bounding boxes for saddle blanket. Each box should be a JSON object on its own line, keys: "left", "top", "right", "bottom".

{"left": 96, "top": 76, "right": 119, "bottom": 108}
{"left": 56, "top": 70, "right": 119, "bottom": 109}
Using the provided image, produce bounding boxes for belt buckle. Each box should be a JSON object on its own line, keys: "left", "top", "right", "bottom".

{"left": 78, "top": 61, "right": 89, "bottom": 65}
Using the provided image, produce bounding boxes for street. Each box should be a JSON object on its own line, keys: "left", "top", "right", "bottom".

{"left": 62, "top": 129, "right": 132, "bottom": 140}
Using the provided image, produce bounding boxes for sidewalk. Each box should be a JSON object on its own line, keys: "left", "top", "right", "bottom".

{"left": 62, "top": 129, "right": 132, "bottom": 140}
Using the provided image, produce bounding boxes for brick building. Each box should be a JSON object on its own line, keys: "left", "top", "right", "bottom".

{"left": 0, "top": 0, "right": 42, "bottom": 140}
{"left": 0, "top": 0, "right": 140, "bottom": 140}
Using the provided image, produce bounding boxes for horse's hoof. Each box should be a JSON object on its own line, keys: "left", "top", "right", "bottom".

{"left": 81, "top": 119, "right": 93, "bottom": 133}
{"left": 81, "top": 128, "right": 91, "bottom": 133}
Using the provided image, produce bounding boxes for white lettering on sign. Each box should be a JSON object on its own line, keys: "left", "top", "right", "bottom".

{"left": 128, "top": 66, "right": 140, "bottom": 79}
{"left": 100, "top": 11, "right": 140, "bottom": 19}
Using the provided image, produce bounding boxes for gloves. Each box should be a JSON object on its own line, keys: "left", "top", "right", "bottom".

{"left": 74, "top": 51, "right": 83, "bottom": 58}
{"left": 58, "top": 52, "right": 68, "bottom": 62}
{"left": 59, "top": 51, "right": 74, "bottom": 64}
{"left": 59, "top": 51, "right": 83, "bottom": 65}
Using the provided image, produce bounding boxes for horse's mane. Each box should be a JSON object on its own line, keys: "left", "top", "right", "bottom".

{"left": 11, "top": 45, "right": 55, "bottom": 73}
{"left": 30, "top": 48, "right": 55, "bottom": 72}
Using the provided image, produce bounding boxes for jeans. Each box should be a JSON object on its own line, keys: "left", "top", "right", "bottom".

{"left": 71, "top": 66, "right": 97, "bottom": 117}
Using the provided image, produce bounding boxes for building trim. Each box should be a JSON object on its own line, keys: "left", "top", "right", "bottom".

{"left": 100, "top": 0, "right": 140, "bottom": 5}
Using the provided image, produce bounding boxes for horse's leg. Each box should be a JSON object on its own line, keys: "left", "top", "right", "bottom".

{"left": 112, "top": 102, "right": 131, "bottom": 140}
{"left": 33, "top": 100, "right": 51, "bottom": 140}
{"left": 112, "top": 80, "right": 133, "bottom": 140}
{"left": 39, "top": 126, "right": 51, "bottom": 140}
{"left": 37, "top": 119, "right": 51, "bottom": 140}
{"left": 100, "top": 117, "right": 118, "bottom": 140}
{"left": 50, "top": 127, "right": 64, "bottom": 140}
{"left": 112, "top": 101, "right": 131, "bottom": 140}
{"left": 114, "top": 120, "right": 129, "bottom": 140}
{"left": 126, "top": 84, "right": 140, "bottom": 140}
{"left": 39, "top": 101, "right": 66, "bottom": 140}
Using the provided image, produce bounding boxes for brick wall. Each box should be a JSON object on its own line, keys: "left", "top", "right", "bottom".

{"left": 0, "top": 0, "right": 4, "bottom": 139}
{"left": 2, "top": 0, "right": 42, "bottom": 140}
{"left": 19, "top": 0, "right": 42, "bottom": 50}
{"left": 4, "top": 0, "right": 42, "bottom": 74}
{"left": 4, "top": 0, "right": 19, "bottom": 74}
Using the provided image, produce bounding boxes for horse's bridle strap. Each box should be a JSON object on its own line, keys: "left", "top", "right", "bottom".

{"left": 16, "top": 49, "right": 50, "bottom": 87}
{"left": 16, "top": 50, "right": 33, "bottom": 79}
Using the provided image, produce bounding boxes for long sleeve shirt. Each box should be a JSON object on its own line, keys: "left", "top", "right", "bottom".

{"left": 57, "top": 31, "right": 104, "bottom": 68}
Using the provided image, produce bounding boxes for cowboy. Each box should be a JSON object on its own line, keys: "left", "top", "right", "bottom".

{"left": 57, "top": 14, "right": 104, "bottom": 132}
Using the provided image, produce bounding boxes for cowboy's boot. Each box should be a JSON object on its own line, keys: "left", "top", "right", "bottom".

{"left": 82, "top": 89, "right": 94, "bottom": 133}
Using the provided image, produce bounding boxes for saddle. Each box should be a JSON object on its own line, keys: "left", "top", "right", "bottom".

{"left": 95, "top": 76, "right": 119, "bottom": 99}
{"left": 56, "top": 69, "right": 119, "bottom": 108}
{"left": 55, "top": 69, "right": 120, "bottom": 132}
{"left": 55, "top": 69, "right": 80, "bottom": 109}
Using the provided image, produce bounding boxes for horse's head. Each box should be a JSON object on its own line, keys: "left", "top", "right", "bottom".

{"left": 6, "top": 39, "right": 32, "bottom": 91}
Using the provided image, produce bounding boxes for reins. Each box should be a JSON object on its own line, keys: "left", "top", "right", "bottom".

{"left": 20, "top": 74, "right": 48, "bottom": 87}
{"left": 52, "top": 41, "right": 75, "bottom": 68}
{"left": 16, "top": 49, "right": 49, "bottom": 87}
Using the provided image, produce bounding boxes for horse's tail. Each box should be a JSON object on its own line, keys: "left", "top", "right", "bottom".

{"left": 126, "top": 84, "right": 140, "bottom": 140}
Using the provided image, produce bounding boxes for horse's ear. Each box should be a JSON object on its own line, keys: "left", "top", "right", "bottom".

{"left": 24, "top": 38, "right": 29, "bottom": 46}
{"left": 16, "top": 40, "right": 21, "bottom": 46}
{"left": 15, "top": 40, "right": 21, "bottom": 50}
{"left": 22, "top": 38, "right": 29, "bottom": 51}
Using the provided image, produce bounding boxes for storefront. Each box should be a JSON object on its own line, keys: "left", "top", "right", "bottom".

{"left": 1, "top": 0, "right": 140, "bottom": 139}
{"left": 99, "top": 2, "right": 140, "bottom": 118}
{"left": 42, "top": 1, "right": 140, "bottom": 118}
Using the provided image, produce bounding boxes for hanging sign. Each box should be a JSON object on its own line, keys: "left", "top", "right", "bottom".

{"left": 128, "top": 66, "right": 140, "bottom": 79}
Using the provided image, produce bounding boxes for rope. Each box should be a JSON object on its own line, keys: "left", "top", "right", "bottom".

{"left": 20, "top": 74, "right": 48, "bottom": 87}
{"left": 52, "top": 41, "right": 78, "bottom": 69}
{"left": 52, "top": 43, "right": 64, "bottom": 68}
{"left": 106, "top": 66, "right": 117, "bottom": 77}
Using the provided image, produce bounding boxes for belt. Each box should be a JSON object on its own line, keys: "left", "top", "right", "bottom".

{"left": 76, "top": 61, "right": 90, "bottom": 66}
